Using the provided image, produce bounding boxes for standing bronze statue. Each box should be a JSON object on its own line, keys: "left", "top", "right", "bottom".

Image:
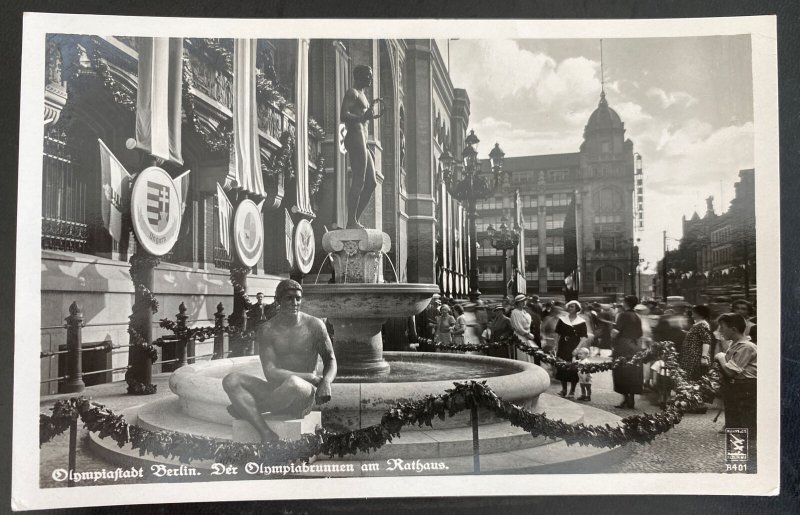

{"left": 341, "top": 64, "right": 382, "bottom": 229}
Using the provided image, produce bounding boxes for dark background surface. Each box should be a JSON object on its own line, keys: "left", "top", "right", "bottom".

{"left": 1, "top": 0, "right": 798, "bottom": 513}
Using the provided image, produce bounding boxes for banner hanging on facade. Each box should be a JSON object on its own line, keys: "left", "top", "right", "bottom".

{"left": 231, "top": 39, "right": 266, "bottom": 197}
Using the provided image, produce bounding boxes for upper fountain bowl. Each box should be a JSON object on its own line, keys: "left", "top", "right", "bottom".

{"left": 302, "top": 283, "right": 439, "bottom": 319}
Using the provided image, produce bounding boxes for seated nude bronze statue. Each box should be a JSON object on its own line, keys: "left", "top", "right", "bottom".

{"left": 222, "top": 279, "right": 337, "bottom": 443}
{"left": 340, "top": 64, "right": 382, "bottom": 229}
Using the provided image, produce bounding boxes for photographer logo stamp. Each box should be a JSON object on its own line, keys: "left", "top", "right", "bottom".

{"left": 725, "top": 428, "right": 749, "bottom": 462}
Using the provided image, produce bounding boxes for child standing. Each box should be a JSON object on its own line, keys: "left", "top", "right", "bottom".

{"left": 576, "top": 347, "right": 592, "bottom": 401}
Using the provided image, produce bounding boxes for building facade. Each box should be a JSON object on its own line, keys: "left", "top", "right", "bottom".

{"left": 39, "top": 36, "right": 471, "bottom": 392}
{"left": 475, "top": 91, "right": 639, "bottom": 298}
{"left": 654, "top": 169, "right": 756, "bottom": 304}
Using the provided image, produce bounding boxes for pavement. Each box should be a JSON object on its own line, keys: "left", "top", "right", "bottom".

{"left": 537, "top": 357, "right": 747, "bottom": 474}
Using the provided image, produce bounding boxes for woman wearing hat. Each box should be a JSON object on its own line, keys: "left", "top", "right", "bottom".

{"left": 612, "top": 295, "right": 644, "bottom": 408}
{"left": 553, "top": 300, "right": 589, "bottom": 399}
{"left": 436, "top": 304, "right": 456, "bottom": 345}
{"left": 510, "top": 294, "right": 538, "bottom": 361}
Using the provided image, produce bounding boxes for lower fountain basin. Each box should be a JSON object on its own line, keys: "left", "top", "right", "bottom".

{"left": 169, "top": 352, "right": 550, "bottom": 431}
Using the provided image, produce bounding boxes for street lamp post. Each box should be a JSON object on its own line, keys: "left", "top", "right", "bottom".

{"left": 487, "top": 216, "right": 521, "bottom": 298}
{"left": 450, "top": 130, "right": 505, "bottom": 302}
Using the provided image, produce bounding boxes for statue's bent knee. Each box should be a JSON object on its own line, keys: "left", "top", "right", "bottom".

{"left": 221, "top": 372, "right": 241, "bottom": 392}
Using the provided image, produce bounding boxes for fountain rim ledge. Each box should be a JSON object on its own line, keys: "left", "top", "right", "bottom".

{"left": 169, "top": 352, "right": 550, "bottom": 406}
{"left": 302, "top": 283, "right": 441, "bottom": 293}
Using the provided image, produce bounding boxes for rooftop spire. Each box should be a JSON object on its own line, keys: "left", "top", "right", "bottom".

{"left": 599, "top": 39, "right": 607, "bottom": 106}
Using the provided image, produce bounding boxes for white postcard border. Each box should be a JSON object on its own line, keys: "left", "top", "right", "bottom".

{"left": 13, "top": 13, "right": 780, "bottom": 510}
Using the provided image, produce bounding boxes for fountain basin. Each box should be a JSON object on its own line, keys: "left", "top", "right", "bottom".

{"left": 169, "top": 352, "right": 550, "bottom": 431}
{"left": 302, "top": 283, "right": 439, "bottom": 319}
{"left": 302, "top": 283, "right": 440, "bottom": 374}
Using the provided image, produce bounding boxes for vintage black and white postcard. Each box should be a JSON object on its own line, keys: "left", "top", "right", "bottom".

{"left": 13, "top": 13, "right": 779, "bottom": 510}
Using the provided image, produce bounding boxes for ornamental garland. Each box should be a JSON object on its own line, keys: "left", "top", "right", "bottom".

{"left": 229, "top": 265, "right": 255, "bottom": 311}
{"left": 309, "top": 156, "right": 328, "bottom": 198}
{"left": 40, "top": 342, "right": 722, "bottom": 467}
{"left": 256, "top": 75, "right": 290, "bottom": 110}
{"left": 262, "top": 130, "right": 296, "bottom": 180}
{"left": 431, "top": 335, "right": 675, "bottom": 374}
{"left": 125, "top": 253, "right": 162, "bottom": 395}
{"left": 307, "top": 118, "right": 325, "bottom": 141}
{"left": 188, "top": 38, "right": 233, "bottom": 69}
{"left": 92, "top": 51, "right": 136, "bottom": 112}
{"left": 157, "top": 317, "right": 253, "bottom": 344}
{"left": 182, "top": 56, "right": 233, "bottom": 153}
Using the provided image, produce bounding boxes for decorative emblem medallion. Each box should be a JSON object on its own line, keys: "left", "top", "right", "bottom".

{"left": 293, "top": 219, "right": 315, "bottom": 274}
{"left": 131, "top": 166, "right": 182, "bottom": 256}
{"left": 233, "top": 199, "right": 264, "bottom": 268}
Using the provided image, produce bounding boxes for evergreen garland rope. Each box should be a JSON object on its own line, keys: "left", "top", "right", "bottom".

{"left": 229, "top": 265, "right": 254, "bottom": 312}
{"left": 125, "top": 253, "right": 162, "bottom": 395}
{"left": 40, "top": 341, "right": 721, "bottom": 467}
{"left": 430, "top": 335, "right": 668, "bottom": 374}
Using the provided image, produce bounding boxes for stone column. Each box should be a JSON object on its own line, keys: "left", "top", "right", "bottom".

{"left": 404, "top": 41, "right": 436, "bottom": 285}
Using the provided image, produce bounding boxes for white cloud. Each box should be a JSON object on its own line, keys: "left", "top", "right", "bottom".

{"left": 646, "top": 87, "right": 699, "bottom": 109}
{"left": 448, "top": 40, "right": 555, "bottom": 99}
{"left": 636, "top": 121, "right": 754, "bottom": 264}
{"left": 613, "top": 101, "right": 652, "bottom": 127}
{"left": 471, "top": 116, "right": 582, "bottom": 157}
{"left": 449, "top": 41, "right": 601, "bottom": 112}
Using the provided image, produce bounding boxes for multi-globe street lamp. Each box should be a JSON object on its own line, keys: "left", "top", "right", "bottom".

{"left": 486, "top": 215, "right": 522, "bottom": 297}
{"left": 448, "top": 130, "right": 505, "bottom": 301}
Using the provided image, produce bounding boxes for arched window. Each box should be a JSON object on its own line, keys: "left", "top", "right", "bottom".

{"left": 595, "top": 265, "right": 623, "bottom": 283}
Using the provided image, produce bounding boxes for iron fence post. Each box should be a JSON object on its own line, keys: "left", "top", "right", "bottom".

{"left": 62, "top": 301, "right": 85, "bottom": 393}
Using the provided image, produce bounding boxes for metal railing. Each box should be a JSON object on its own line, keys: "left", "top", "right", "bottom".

{"left": 40, "top": 300, "right": 254, "bottom": 392}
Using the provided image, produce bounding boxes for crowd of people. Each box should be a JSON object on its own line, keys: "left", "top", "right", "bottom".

{"left": 414, "top": 293, "right": 758, "bottom": 436}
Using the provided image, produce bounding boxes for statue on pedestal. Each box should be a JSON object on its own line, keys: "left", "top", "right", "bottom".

{"left": 222, "top": 279, "right": 337, "bottom": 443}
{"left": 341, "top": 64, "right": 383, "bottom": 229}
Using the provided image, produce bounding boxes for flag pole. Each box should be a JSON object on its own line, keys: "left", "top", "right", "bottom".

{"left": 124, "top": 36, "right": 185, "bottom": 395}
{"left": 126, "top": 154, "right": 160, "bottom": 395}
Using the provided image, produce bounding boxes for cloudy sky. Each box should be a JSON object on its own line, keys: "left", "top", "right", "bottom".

{"left": 438, "top": 36, "right": 754, "bottom": 267}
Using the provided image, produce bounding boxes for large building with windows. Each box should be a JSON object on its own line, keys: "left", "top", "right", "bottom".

{"left": 39, "top": 36, "right": 472, "bottom": 392}
{"left": 475, "top": 91, "right": 640, "bottom": 297}
{"left": 653, "top": 169, "right": 755, "bottom": 303}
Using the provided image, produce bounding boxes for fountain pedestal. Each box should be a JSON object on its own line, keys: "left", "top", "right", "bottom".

{"left": 322, "top": 228, "right": 391, "bottom": 284}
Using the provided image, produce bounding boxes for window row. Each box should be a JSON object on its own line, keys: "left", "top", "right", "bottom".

{"left": 712, "top": 245, "right": 733, "bottom": 265}
{"left": 594, "top": 214, "right": 623, "bottom": 224}
{"left": 475, "top": 197, "right": 513, "bottom": 211}
{"left": 711, "top": 226, "right": 732, "bottom": 244}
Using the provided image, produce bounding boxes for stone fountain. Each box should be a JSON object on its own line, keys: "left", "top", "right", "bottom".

{"left": 160, "top": 227, "right": 549, "bottom": 433}
{"left": 88, "top": 228, "right": 632, "bottom": 475}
